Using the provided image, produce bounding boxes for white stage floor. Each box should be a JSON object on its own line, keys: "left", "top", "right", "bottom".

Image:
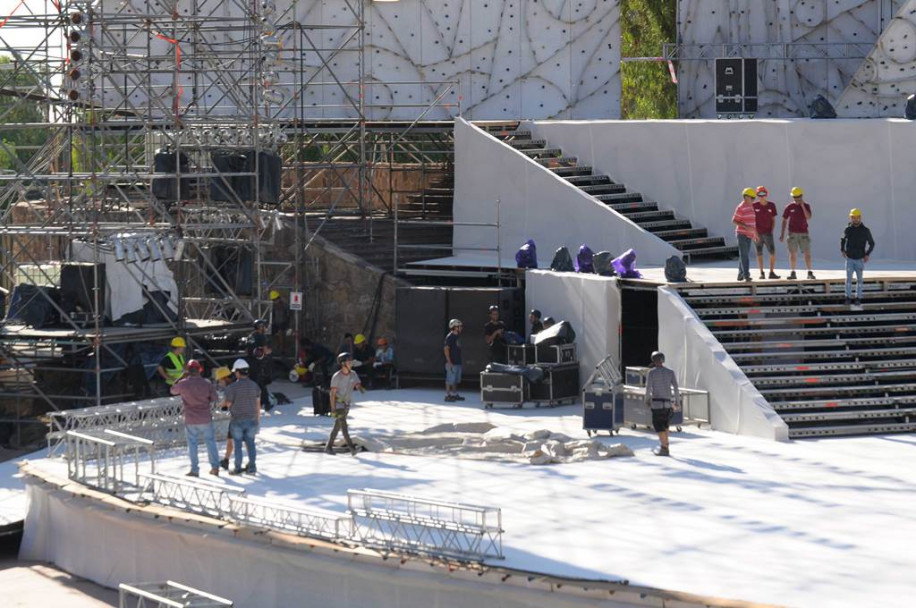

{"left": 16, "top": 382, "right": 916, "bottom": 608}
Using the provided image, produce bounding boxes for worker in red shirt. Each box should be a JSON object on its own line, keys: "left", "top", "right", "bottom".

{"left": 779, "top": 187, "right": 815, "bottom": 280}
{"left": 732, "top": 188, "right": 758, "bottom": 282}
{"left": 752, "top": 186, "right": 780, "bottom": 279}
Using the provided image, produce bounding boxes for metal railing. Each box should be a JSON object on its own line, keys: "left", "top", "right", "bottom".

{"left": 138, "top": 472, "right": 245, "bottom": 518}
{"left": 348, "top": 489, "right": 504, "bottom": 560}
{"left": 228, "top": 495, "right": 354, "bottom": 541}
{"left": 119, "top": 580, "right": 233, "bottom": 608}
{"left": 66, "top": 429, "right": 156, "bottom": 494}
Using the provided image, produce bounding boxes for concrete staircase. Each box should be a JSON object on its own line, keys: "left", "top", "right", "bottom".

{"left": 488, "top": 125, "right": 738, "bottom": 262}
{"left": 677, "top": 278, "right": 916, "bottom": 438}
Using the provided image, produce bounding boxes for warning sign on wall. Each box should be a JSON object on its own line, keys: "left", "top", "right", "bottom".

{"left": 290, "top": 291, "right": 303, "bottom": 311}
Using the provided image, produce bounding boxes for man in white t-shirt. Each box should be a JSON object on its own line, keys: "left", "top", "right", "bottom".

{"left": 325, "top": 352, "right": 363, "bottom": 455}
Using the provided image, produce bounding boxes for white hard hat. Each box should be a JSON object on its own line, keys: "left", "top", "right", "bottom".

{"left": 232, "top": 358, "right": 250, "bottom": 371}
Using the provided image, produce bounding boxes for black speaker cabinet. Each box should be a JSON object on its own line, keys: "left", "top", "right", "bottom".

{"left": 715, "top": 58, "right": 757, "bottom": 115}
{"left": 60, "top": 262, "right": 106, "bottom": 317}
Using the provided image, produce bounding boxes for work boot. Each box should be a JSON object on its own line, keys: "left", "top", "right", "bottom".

{"left": 652, "top": 446, "right": 670, "bottom": 457}
{"left": 228, "top": 468, "right": 243, "bottom": 475}
{"left": 444, "top": 394, "right": 456, "bottom": 402}
{"left": 737, "top": 273, "right": 744, "bottom": 282}
{"left": 453, "top": 394, "right": 466, "bottom": 401}
{"left": 759, "top": 271, "right": 766, "bottom": 280}
{"left": 844, "top": 298, "right": 851, "bottom": 306}
{"left": 209, "top": 468, "right": 219, "bottom": 477}
{"left": 219, "top": 458, "right": 229, "bottom": 470}
{"left": 324, "top": 446, "right": 336, "bottom": 455}
{"left": 807, "top": 271, "right": 816, "bottom": 279}
{"left": 853, "top": 298, "right": 860, "bottom": 306}
{"left": 744, "top": 276, "right": 752, "bottom": 282}
{"left": 788, "top": 271, "right": 797, "bottom": 280}
{"left": 768, "top": 271, "right": 781, "bottom": 279}
{"left": 185, "top": 470, "right": 199, "bottom": 477}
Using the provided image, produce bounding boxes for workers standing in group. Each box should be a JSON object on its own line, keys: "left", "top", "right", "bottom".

{"left": 780, "top": 187, "right": 816, "bottom": 280}
{"left": 752, "top": 186, "right": 780, "bottom": 279}
{"left": 841, "top": 208, "right": 875, "bottom": 306}
{"left": 170, "top": 359, "right": 220, "bottom": 477}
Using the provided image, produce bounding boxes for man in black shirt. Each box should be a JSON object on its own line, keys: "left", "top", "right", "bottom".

{"left": 840, "top": 208, "right": 875, "bottom": 306}
{"left": 484, "top": 305, "right": 508, "bottom": 364}
{"left": 246, "top": 319, "right": 273, "bottom": 410}
{"left": 529, "top": 309, "right": 543, "bottom": 337}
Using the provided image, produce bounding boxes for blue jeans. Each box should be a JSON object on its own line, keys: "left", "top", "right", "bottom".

{"left": 845, "top": 258, "right": 865, "bottom": 299}
{"left": 737, "top": 234, "right": 753, "bottom": 279}
{"left": 229, "top": 418, "right": 259, "bottom": 472}
{"left": 185, "top": 423, "right": 220, "bottom": 474}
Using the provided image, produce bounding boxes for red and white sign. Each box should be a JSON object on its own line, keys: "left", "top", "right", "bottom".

{"left": 290, "top": 291, "right": 303, "bottom": 311}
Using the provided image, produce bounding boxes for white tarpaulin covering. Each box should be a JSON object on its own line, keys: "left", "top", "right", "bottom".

{"left": 657, "top": 286, "right": 788, "bottom": 441}
{"left": 524, "top": 270, "right": 621, "bottom": 381}
{"left": 70, "top": 241, "right": 178, "bottom": 323}
{"left": 453, "top": 118, "right": 680, "bottom": 268}
{"left": 532, "top": 118, "right": 916, "bottom": 262}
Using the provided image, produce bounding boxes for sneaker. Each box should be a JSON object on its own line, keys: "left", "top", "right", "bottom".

{"left": 209, "top": 468, "right": 219, "bottom": 477}
{"left": 185, "top": 470, "right": 199, "bottom": 477}
{"left": 349, "top": 445, "right": 358, "bottom": 456}
{"left": 324, "top": 447, "right": 336, "bottom": 455}
{"left": 759, "top": 271, "right": 766, "bottom": 280}
{"left": 245, "top": 465, "right": 257, "bottom": 474}
{"left": 736, "top": 273, "right": 745, "bottom": 282}
{"left": 807, "top": 271, "right": 816, "bottom": 279}
{"left": 744, "top": 276, "right": 753, "bottom": 282}
{"left": 768, "top": 271, "right": 781, "bottom": 279}
{"left": 652, "top": 446, "right": 670, "bottom": 457}
{"left": 453, "top": 394, "right": 466, "bottom": 401}
{"left": 788, "top": 271, "right": 797, "bottom": 280}
{"left": 444, "top": 394, "right": 456, "bottom": 402}
{"left": 219, "top": 458, "right": 229, "bottom": 470}
{"left": 229, "top": 468, "right": 243, "bottom": 475}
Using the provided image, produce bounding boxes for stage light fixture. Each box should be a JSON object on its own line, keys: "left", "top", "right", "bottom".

{"left": 133, "top": 239, "right": 150, "bottom": 262}
{"left": 172, "top": 238, "right": 186, "bottom": 261}
{"left": 160, "top": 236, "right": 175, "bottom": 260}
{"left": 262, "top": 88, "right": 284, "bottom": 105}
{"left": 147, "top": 237, "right": 163, "bottom": 261}
{"left": 113, "top": 238, "right": 126, "bottom": 262}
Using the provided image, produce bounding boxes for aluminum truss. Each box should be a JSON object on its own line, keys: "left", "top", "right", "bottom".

{"left": 118, "top": 580, "right": 233, "bottom": 608}
{"left": 228, "top": 494, "right": 354, "bottom": 541}
{"left": 65, "top": 428, "right": 156, "bottom": 493}
{"left": 347, "top": 488, "right": 504, "bottom": 561}
{"left": 138, "top": 471, "right": 245, "bottom": 518}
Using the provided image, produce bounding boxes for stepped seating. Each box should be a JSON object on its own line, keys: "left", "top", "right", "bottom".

{"left": 398, "top": 169, "right": 454, "bottom": 220}
{"left": 677, "top": 278, "right": 916, "bottom": 438}
{"left": 487, "top": 125, "right": 738, "bottom": 262}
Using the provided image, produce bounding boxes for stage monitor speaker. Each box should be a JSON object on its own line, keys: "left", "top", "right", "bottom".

{"left": 715, "top": 58, "right": 757, "bottom": 115}
{"left": 201, "top": 246, "right": 254, "bottom": 296}
{"left": 396, "top": 287, "right": 448, "bottom": 375}
{"left": 60, "top": 262, "right": 106, "bottom": 317}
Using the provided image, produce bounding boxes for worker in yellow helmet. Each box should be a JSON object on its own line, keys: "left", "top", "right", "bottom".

{"left": 269, "top": 289, "right": 289, "bottom": 362}
{"left": 840, "top": 208, "right": 875, "bottom": 306}
{"left": 732, "top": 188, "right": 759, "bottom": 282}
{"left": 350, "top": 333, "right": 376, "bottom": 388}
{"left": 779, "top": 187, "right": 815, "bottom": 280}
{"left": 156, "top": 336, "right": 186, "bottom": 393}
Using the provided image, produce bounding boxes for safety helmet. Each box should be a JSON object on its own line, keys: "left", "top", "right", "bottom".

{"left": 542, "top": 316, "right": 555, "bottom": 325}
{"left": 253, "top": 319, "right": 268, "bottom": 329}
{"left": 213, "top": 366, "right": 232, "bottom": 381}
{"left": 354, "top": 333, "right": 366, "bottom": 345}
{"left": 170, "top": 337, "right": 186, "bottom": 348}
{"left": 651, "top": 351, "right": 665, "bottom": 363}
{"left": 232, "top": 358, "right": 250, "bottom": 371}
{"left": 790, "top": 186, "right": 804, "bottom": 198}
{"left": 337, "top": 352, "right": 353, "bottom": 364}
{"left": 186, "top": 359, "right": 203, "bottom": 373}
{"left": 756, "top": 186, "right": 768, "bottom": 196}
{"left": 295, "top": 365, "right": 307, "bottom": 376}
{"left": 488, "top": 305, "right": 499, "bottom": 313}
{"left": 849, "top": 208, "right": 862, "bottom": 217}
{"left": 376, "top": 337, "right": 388, "bottom": 346}
{"left": 269, "top": 290, "right": 280, "bottom": 300}
{"left": 742, "top": 187, "right": 756, "bottom": 198}
{"left": 449, "top": 318, "right": 462, "bottom": 329}
{"left": 530, "top": 309, "right": 542, "bottom": 319}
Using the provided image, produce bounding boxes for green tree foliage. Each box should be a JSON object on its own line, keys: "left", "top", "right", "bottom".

{"left": 620, "top": 0, "right": 678, "bottom": 119}
{"left": 0, "top": 55, "right": 47, "bottom": 171}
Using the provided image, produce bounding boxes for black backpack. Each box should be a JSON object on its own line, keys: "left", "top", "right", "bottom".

{"left": 664, "top": 256, "right": 687, "bottom": 283}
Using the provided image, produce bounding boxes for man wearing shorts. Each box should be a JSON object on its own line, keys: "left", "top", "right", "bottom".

{"left": 752, "top": 186, "right": 780, "bottom": 279}
{"left": 644, "top": 351, "right": 680, "bottom": 457}
{"left": 780, "top": 187, "right": 815, "bottom": 280}
{"left": 732, "top": 188, "right": 758, "bottom": 282}
{"left": 443, "top": 319, "right": 464, "bottom": 402}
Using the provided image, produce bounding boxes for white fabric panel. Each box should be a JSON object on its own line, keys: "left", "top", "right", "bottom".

{"left": 69, "top": 242, "right": 178, "bottom": 322}
{"left": 453, "top": 118, "right": 681, "bottom": 268}
{"left": 525, "top": 270, "right": 620, "bottom": 381}
{"left": 533, "top": 118, "right": 916, "bottom": 262}
{"left": 657, "top": 287, "right": 788, "bottom": 442}
{"left": 21, "top": 479, "right": 638, "bottom": 608}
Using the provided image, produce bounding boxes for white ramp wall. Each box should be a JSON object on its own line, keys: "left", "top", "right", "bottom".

{"left": 453, "top": 118, "right": 680, "bottom": 267}
{"left": 525, "top": 270, "right": 621, "bottom": 381}
{"left": 657, "top": 287, "right": 788, "bottom": 442}
{"left": 533, "top": 119, "right": 916, "bottom": 262}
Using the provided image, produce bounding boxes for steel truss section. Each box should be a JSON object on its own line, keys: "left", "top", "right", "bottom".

{"left": 228, "top": 495, "right": 353, "bottom": 541}
{"left": 65, "top": 428, "right": 156, "bottom": 493}
{"left": 138, "top": 471, "right": 245, "bottom": 518}
{"left": 663, "top": 42, "right": 874, "bottom": 62}
{"left": 118, "top": 580, "right": 233, "bottom": 608}
{"left": 347, "top": 489, "right": 504, "bottom": 561}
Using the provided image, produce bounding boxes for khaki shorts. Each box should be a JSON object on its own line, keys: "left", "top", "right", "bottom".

{"left": 787, "top": 233, "right": 811, "bottom": 254}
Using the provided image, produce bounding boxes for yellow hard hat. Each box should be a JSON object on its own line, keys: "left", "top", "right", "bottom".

{"left": 170, "top": 337, "right": 186, "bottom": 348}
{"left": 295, "top": 364, "right": 307, "bottom": 376}
{"left": 849, "top": 208, "right": 862, "bottom": 217}
{"left": 269, "top": 290, "right": 280, "bottom": 300}
{"left": 790, "top": 186, "right": 803, "bottom": 198}
{"left": 742, "top": 187, "right": 756, "bottom": 198}
{"left": 213, "top": 366, "right": 232, "bottom": 381}
{"left": 354, "top": 333, "right": 366, "bottom": 345}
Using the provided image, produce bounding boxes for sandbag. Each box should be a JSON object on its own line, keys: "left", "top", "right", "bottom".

{"left": 515, "top": 239, "right": 538, "bottom": 269}
{"left": 611, "top": 249, "right": 642, "bottom": 279}
{"left": 550, "top": 247, "right": 574, "bottom": 272}
{"left": 484, "top": 362, "right": 544, "bottom": 383}
{"left": 533, "top": 320, "right": 576, "bottom": 346}
{"left": 664, "top": 256, "right": 687, "bottom": 283}
{"left": 576, "top": 245, "right": 594, "bottom": 273}
{"left": 592, "top": 251, "right": 615, "bottom": 276}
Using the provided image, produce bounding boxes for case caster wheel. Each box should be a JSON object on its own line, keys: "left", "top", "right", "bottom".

{"left": 586, "top": 430, "right": 593, "bottom": 437}
{"left": 676, "top": 425, "right": 682, "bottom": 432}
{"left": 631, "top": 424, "right": 637, "bottom": 430}
{"left": 485, "top": 403, "right": 493, "bottom": 409}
